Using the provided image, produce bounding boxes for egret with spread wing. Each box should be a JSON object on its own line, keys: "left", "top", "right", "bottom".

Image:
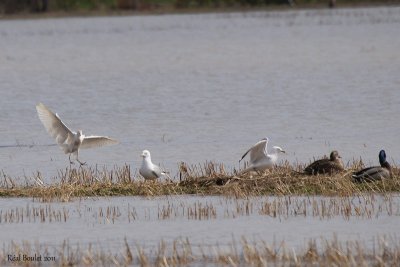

{"left": 36, "top": 103, "right": 119, "bottom": 165}
{"left": 239, "top": 137, "right": 285, "bottom": 174}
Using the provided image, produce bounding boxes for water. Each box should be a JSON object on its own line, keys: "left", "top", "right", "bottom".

{"left": 0, "top": 7, "right": 399, "bottom": 179}
{"left": 0, "top": 8, "right": 399, "bottom": 264}
{"left": 0, "top": 195, "right": 399, "bottom": 250}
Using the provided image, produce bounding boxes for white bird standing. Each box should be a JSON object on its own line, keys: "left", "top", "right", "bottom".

{"left": 139, "top": 150, "right": 168, "bottom": 180}
{"left": 239, "top": 137, "right": 285, "bottom": 174}
{"left": 36, "top": 103, "right": 119, "bottom": 165}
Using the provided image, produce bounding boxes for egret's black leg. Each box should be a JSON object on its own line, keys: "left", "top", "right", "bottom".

{"left": 76, "top": 151, "right": 86, "bottom": 166}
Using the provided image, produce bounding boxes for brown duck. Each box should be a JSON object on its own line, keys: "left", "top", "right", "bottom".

{"left": 304, "top": 150, "right": 344, "bottom": 175}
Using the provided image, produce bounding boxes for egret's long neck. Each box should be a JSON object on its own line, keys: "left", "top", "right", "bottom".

{"left": 74, "top": 132, "right": 84, "bottom": 144}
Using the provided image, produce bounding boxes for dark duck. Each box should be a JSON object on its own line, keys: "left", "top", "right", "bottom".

{"left": 304, "top": 150, "right": 344, "bottom": 175}
{"left": 352, "top": 150, "right": 392, "bottom": 182}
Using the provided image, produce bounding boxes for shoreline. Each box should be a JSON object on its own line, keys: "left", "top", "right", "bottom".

{"left": 0, "top": 2, "right": 398, "bottom": 21}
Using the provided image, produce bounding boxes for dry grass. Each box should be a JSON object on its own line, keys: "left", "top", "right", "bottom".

{"left": 1, "top": 236, "right": 399, "bottom": 266}
{"left": 0, "top": 161, "right": 399, "bottom": 200}
{"left": 0, "top": 205, "right": 69, "bottom": 223}
{"left": 0, "top": 193, "right": 397, "bottom": 224}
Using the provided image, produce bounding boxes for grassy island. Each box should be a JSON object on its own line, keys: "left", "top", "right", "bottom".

{"left": 0, "top": 161, "right": 399, "bottom": 200}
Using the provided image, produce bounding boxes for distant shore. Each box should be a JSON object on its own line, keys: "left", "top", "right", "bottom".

{"left": 0, "top": 1, "right": 398, "bottom": 20}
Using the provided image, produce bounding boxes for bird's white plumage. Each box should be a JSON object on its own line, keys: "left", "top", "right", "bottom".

{"left": 239, "top": 137, "right": 285, "bottom": 174}
{"left": 81, "top": 136, "right": 119, "bottom": 149}
{"left": 245, "top": 139, "right": 268, "bottom": 163}
{"left": 36, "top": 103, "right": 118, "bottom": 164}
{"left": 139, "top": 150, "right": 166, "bottom": 180}
{"left": 36, "top": 103, "right": 73, "bottom": 145}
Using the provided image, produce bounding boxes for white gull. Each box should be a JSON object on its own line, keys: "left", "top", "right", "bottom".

{"left": 239, "top": 137, "right": 285, "bottom": 174}
{"left": 139, "top": 150, "right": 168, "bottom": 180}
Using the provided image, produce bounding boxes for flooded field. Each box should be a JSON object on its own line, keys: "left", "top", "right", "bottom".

{"left": 0, "top": 7, "right": 399, "bottom": 179}
{"left": 0, "top": 6, "right": 399, "bottom": 266}
{"left": 0, "top": 194, "right": 399, "bottom": 265}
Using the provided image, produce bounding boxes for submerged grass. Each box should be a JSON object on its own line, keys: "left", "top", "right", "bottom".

{"left": 0, "top": 161, "right": 399, "bottom": 200}
{"left": 1, "top": 236, "right": 399, "bottom": 266}
{"left": 0, "top": 193, "right": 397, "bottom": 223}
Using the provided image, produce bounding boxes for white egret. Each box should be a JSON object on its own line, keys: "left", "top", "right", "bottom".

{"left": 36, "top": 103, "right": 118, "bottom": 165}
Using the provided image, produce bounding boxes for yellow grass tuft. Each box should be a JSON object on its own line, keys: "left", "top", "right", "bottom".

{"left": 0, "top": 162, "right": 399, "bottom": 200}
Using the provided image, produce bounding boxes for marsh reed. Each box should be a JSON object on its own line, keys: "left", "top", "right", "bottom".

{"left": 0, "top": 205, "right": 68, "bottom": 223}
{"left": 0, "top": 161, "right": 399, "bottom": 200}
{"left": 0, "top": 194, "right": 397, "bottom": 224}
{"left": 1, "top": 236, "right": 399, "bottom": 266}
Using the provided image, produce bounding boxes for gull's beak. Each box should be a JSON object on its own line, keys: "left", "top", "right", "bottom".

{"left": 281, "top": 150, "right": 286, "bottom": 154}
{"left": 141, "top": 153, "right": 145, "bottom": 157}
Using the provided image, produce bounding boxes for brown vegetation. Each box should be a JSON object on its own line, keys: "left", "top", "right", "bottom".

{"left": 0, "top": 160, "right": 399, "bottom": 200}
{"left": 1, "top": 236, "right": 399, "bottom": 266}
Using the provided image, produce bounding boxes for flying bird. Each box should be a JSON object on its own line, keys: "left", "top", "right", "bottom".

{"left": 352, "top": 150, "right": 392, "bottom": 182}
{"left": 239, "top": 137, "right": 285, "bottom": 174}
{"left": 36, "top": 103, "right": 118, "bottom": 165}
{"left": 139, "top": 150, "right": 168, "bottom": 180}
{"left": 303, "top": 150, "right": 344, "bottom": 175}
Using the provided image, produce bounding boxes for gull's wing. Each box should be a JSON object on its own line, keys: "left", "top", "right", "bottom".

{"left": 139, "top": 162, "right": 165, "bottom": 180}
{"left": 36, "top": 103, "right": 73, "bottom": 145}
{"left": 152, "top": 165, "right": 163, "bottom": 179}
{"left": 240, "top": 139, "right": 268, "bottom": 164}
{"left": 80, "top": 136, "right": 119, "bottom": 149}
{"left": 153, "top": 165, "right": 171, "bottom": 179}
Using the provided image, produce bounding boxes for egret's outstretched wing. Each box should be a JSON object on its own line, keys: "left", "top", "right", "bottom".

{"left": 36, "top": 103, "right": 73, "bottom": 145}
{"left": 81, "top": 136, "right": 119, "bottom": 149}
{"left": 240, "top": 139, "right": 268, "bottom": 164}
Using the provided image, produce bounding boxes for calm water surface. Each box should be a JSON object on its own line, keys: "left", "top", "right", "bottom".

{"left": 0, "top": 195, "right": 399, "bottom": 252}
{"left": 1, "top": 8, "right": 400, "bottom": 262}
{"left": 0, "top": 7, "right": 399, "bottom": 179}
{"left": 0, "top": 7, "right": 400, "bottom": 262}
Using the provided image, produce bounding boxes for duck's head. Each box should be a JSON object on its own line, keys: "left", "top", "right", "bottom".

{"left": 379, "top": 150, "right": 387, "bottom": 165}
{"left": 272, "top": 146, "right": 286, "bottom": 154}
{"left": 141, "top": 150, "right": 151, "bottom": 159}
{"left": 77, "top": 130, "right": 83, "bottom": 136}
{"left": 330, "top": 150, "right": 341, "bottom": 161}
